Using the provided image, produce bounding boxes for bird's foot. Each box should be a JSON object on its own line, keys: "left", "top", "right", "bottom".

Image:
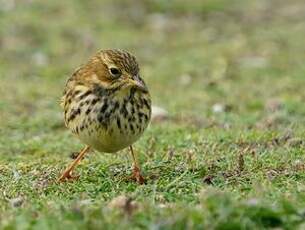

{"left": 57, "top": 171, "right": 79, "bottom": 182}
{"left": 130, "top": 166, "right": 145, "bottom": 184}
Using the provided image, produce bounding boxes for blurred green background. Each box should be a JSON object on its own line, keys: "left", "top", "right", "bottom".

{"left": 1, "top": 0, "right": 305, "bottom": 229}
{"left": 1, "top": 0, "right": 305, "bottom": 126}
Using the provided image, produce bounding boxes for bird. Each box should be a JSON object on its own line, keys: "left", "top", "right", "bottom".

{"left": 58, "top": 49, "right": 151, "bottom": 184}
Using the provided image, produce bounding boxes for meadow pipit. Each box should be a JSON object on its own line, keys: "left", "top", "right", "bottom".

{"left": 58, "top": 49, "right": 151, "bottom": 184}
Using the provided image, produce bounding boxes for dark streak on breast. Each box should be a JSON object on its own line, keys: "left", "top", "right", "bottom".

{"left": 67, "top": 108, "right": 81, "bottom": 122}
{"left": 100, "top": 100, "right": 108, "bottom": 113}
{"left": 79, "top": 90, "right": 92, "bottom": 100}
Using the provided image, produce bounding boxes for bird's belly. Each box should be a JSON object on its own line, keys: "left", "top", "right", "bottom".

{"left": 68, "top": 106, "right": 150, "bottom": 153}
{"left": 80, "top": 127, "right": 143, "bottom": 153}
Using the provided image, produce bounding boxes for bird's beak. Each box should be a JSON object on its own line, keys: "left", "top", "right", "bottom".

{"left": 126, "top": 76, "right": 147, "bottom": 91}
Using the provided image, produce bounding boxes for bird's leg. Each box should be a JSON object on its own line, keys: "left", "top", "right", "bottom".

{"left": 129, "top": 145, "right": 145, "bottom": 184}
{"left": 57, "top": 146, "right": 90, "bottom": 182}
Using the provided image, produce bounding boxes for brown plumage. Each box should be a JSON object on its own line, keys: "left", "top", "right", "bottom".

{"left": 58, "top": 49, "right": 151, "bottom": 184}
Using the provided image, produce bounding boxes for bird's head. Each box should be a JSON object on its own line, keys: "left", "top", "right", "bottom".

{"left": 88, "top": 49, "right": 147, "bottom": 92}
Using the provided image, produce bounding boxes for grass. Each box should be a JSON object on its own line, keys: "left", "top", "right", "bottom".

{"left": 1, "top": 0, "right": 305, "bottom": 229}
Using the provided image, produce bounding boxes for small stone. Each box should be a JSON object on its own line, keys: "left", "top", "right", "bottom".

{"left": 13, "top": 169, "right": 20, "bottom": 180}
{"left": 158, "top": 204, "right": 167, "bottom": 209}
{"left": 179, "top": 74, "right": 192, "bottom": 86}
{"left": 79, "top": 199, "right": 92, "bottom": 206}
{"left": 246, "top": 198, "right": 259, "bottom": 206}
{"left": 212, "top": 103, "right": 224, "bottom": 113}
{"left": 108, "top": 195, "right": 130, "bottom": 209}
{"left": 107, "top": 195, "right": 138, "bottom": 215}
{"left": 151, "top": 105, "right": 169, "bottom": 121}
{"left": 148, "top": 13, "right": 168, "bottom": 31}
{"left": 212, "top": 103, "right": 232, "bottom": 113}
{"left": 32, "top": 52, "right": 48, "bottom": 66}
{"left": 10, "top": 197, "right": 24, "bottom": 207}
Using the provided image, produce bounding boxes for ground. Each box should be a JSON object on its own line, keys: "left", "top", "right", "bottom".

{"left": 1, "top": 0, "right": 305, "bottom": 229}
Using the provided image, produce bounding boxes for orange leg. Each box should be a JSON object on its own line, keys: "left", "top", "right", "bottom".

{"left": 57, "top": 146, "right": 90, "bottom": 182}
{"left": 129, "top": 145, "right": 145, "bottom": 184}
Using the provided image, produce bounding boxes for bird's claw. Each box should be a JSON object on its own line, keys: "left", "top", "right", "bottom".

{"left": 131, "top": 166, "right": 146, "bottom": 184}
{"left": 57, "top": 171, "right": 80, "bottom": 182}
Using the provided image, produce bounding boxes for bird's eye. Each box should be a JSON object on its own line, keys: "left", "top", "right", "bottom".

{"left": 109, "top": 67, "right": 121, "bottom": 78}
